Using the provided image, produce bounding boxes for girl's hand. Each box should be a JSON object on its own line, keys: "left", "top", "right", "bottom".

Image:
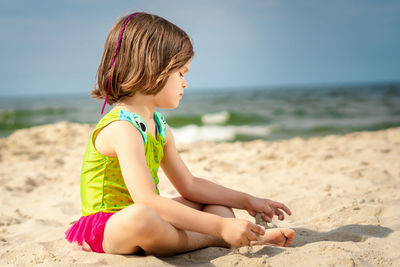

{"left": 220, "top": 218, "right": 265, "bottom": 247}
{"left": 246, "top": 197, "right": 292, "bottom": 222}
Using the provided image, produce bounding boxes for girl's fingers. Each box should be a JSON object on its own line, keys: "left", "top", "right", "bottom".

{"left": 250, "top": 223, "right": 265, "bottom": 236}
{"left": 246, "top": 229, "right": 259, "bottom": 242}
{"left": 263, "top": 205, "right": 274, "bottom": 218}
{"left": 276, "top": 203, "right": 292, "bottom": 216}
{"left": 237, "top": 236, "right": 251, "bottom": 247}
{"left": 248, "top": 209, "right": 256, "bottom": 217}
{"left": 261, "top": 213, "right": 272, "bottom": 223}
{"left": 273, "top": 208, "right": 285, "bottom": 220}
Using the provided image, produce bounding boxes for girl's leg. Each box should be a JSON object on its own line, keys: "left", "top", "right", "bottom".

{"left": 102, "top": 203, "right": 229, "bottom": 256}
{"left": 171, "top": 197, "right": 295, "bottom": 247}
{"left": 172, "top": 196, "right": 236, "bottom": 218}
{"left": 103, "top": 198, "right": 295, "bottom": 255}
{"left": 172, "top": 197, "right": 295, "bottom": 247}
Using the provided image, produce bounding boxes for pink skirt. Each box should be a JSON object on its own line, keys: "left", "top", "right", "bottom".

{"left": 65, "top": 212, "right": 115, "bottom": 253}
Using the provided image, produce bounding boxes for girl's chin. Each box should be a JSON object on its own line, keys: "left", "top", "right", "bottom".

{"left": 159, "top": 103, "right": 180, "bottom": 110}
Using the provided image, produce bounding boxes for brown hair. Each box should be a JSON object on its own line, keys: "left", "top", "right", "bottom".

{"left": 91, "top": 12, "right": 194, "bottom": 104}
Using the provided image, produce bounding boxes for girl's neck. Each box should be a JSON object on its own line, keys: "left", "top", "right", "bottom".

{"left": 113, "top": 94, "right": 156, "bottom": 122}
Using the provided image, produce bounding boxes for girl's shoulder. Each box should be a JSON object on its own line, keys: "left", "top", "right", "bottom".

{"left": 100, "top": 109, "right": 168, "bottom": 144}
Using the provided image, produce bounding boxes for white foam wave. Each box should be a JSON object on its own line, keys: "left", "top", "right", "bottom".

{"left": 201, "top": 111, "right": 230, "bottom": 125}
{"left": 171, "top": 124, "right": 271, "bottom": 144}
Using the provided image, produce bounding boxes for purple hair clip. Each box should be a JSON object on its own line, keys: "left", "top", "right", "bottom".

{"left": 101, "top": 12, "right": 140, "bottom": 115}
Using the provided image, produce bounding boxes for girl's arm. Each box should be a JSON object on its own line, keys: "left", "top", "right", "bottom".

{"left": 108, "top": 121, "right": 264, "bottom": 246}
{"left": 161, "top": 126, "right": 291, "bottom": 221}
{"left": 160, "top": 126, "right": 250, "bottom": 208}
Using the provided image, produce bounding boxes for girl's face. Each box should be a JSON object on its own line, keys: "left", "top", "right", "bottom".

{"left": 154, "top": 61, "right": 191, "bottom": 109}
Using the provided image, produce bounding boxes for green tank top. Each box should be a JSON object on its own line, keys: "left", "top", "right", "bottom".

{"left": 80, "top": 109, "right": 167, "bottom": 216}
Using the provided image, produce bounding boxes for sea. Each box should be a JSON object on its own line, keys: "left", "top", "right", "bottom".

{"left": 1, "top": 82, "right": 399, "bottom": 143}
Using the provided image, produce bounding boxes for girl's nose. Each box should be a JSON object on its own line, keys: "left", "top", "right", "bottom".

{"left": 182, "top": 79, "right": 188, "bottom": 88}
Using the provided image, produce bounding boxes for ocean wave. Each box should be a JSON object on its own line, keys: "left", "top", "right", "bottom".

{"left": 201, "top": 111, "right": 230, "bottom": 125}
{"left": 1, "top": 84, "right": 399, "bottom": 140}
{"left": 166, "top": 110, "right": 268, "bottom": 127}
{"left": 171, "top": 124, "right": 273, "bottom": 143}
{"left": 0, "top": 108, "right": 69, "bottom": 121}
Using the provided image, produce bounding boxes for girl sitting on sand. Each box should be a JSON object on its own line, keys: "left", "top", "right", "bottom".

{"left": 65, "top": 12, "right": 295, "bottom": 256}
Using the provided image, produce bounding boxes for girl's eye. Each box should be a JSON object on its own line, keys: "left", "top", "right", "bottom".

{"left": 179, "top": 72, "right": 184, "bottom": 77}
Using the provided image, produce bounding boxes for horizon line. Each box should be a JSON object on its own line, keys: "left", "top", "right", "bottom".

{"left": 1, "top": 80, "right": 399, "bottom": 97}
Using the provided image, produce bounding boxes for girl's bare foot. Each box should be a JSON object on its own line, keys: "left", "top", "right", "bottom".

{"left": 252, "top": 228, "right": 295, "bottom": 247}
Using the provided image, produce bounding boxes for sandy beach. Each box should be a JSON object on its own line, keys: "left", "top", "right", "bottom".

{"left": 0, "top": 122, "right": 399, "bottom": 266}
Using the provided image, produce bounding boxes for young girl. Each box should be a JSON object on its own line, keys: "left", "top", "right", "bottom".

{"left": 65, "top": 12, "right": 295, "bottom": 256}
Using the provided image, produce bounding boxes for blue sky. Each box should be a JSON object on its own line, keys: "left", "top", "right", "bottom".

{"left": 0, "top": 0, "right": 399, "bottom": 96}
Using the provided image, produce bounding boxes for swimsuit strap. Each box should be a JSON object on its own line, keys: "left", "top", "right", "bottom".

{"left": 154, "top": 111, "right": 167, "bottom": 140}
{"left": 119, "top": 110, "right": 168, "bottom": 144}
{"left": 119, "top": 110, "right": 149, "bottom": 144}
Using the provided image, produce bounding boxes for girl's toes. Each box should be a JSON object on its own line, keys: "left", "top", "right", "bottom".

{"left": 258, "top": 228, "right": 295, "bottom": 247}
{"left": 280, "top": 229, "right": 295, "bottom": 247}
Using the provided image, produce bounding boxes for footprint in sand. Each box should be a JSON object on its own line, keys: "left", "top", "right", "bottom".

{"left": 0, "top": 209, "right": 31, "bottom": 226}
{"left": 25, "top": 177, "right": 39, "bottom": 193}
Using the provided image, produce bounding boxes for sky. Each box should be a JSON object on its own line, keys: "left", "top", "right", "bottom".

{"left": 0, "top": 0, "right": 399, "bottom": 96}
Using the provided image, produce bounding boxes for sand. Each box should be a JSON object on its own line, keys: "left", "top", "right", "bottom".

{"left": 0, "top": 122, "right": 399, "bottom": 266}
